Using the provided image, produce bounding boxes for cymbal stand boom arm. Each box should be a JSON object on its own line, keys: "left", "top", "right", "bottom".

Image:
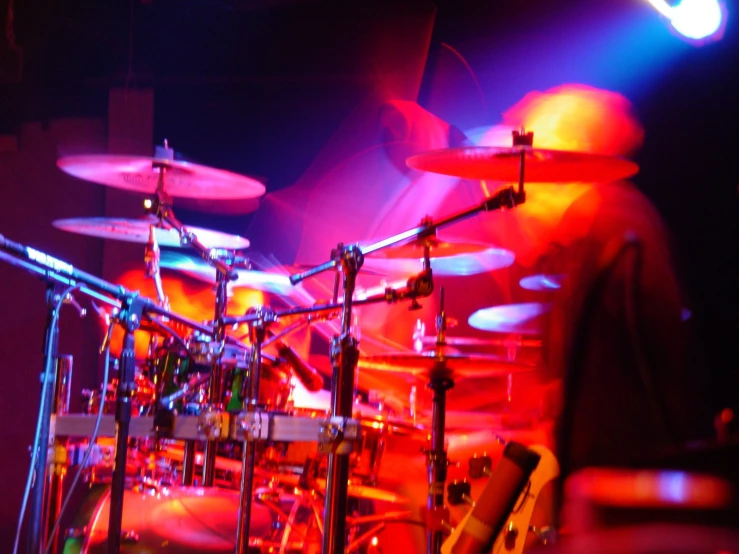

{"left": 222, "top": 266, "right": 434, "bottom": 327}
{"left": 289, "top": 186, "right": 523, "bottom": 288}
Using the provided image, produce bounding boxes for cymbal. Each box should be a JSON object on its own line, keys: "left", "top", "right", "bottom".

{"left": 160, "top": 251, "right": 295, "bottom": 296}
{"left": 429, "top": 410, "right": 539, "bottom": 431}
{"left": 52, "top": 216, "right": 250, "bottom": 250}
{"left": 519, "top": 273, "right": 563, "bottom": 291}
{"left": 358, "top": 344, "right": 534, "bottom": 381}
{"left": 363, "top": 238, "right": 514, "bottom": 276}
{"left": 371, "top": 237, "right": 492, "bottom": 259}
{"left": 57, "top": 154, "right": 266, "bottom": 199}
{"left": 274, "top": 473, "right": 410, "bottom": 504}
{"left": 419, "top": 335, "right": 543, "bottom": 349}
{"left": 406, "top": 146, "right": 639, "bottom": 183}
{"left": 468, "top": 302, "right": 551, "bottom": 335}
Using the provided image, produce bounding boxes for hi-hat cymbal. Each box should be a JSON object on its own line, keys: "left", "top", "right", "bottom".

{"left": 468, "top": 302, "right": 551, "bottom": 335}
{"left": 358, "top": 344, "right": 534, "bottom": 382}
{"left": 57, "top": 155, "right": 266, "bottom": 199}
{"left": 52, "top": 216, "right": 250, "bottom": 250}
{"left": 160, "top": 251, "right": 295, "bottom": 296}
{"left": 519, "top": 273, "right": 563, "bottom": 291}
{"left": 406, "top": 146, "right": 639, "bottom": 183}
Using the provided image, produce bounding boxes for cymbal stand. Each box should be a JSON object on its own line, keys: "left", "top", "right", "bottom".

{"left": 235, "top": 306, "right": 275, "bottom": 554}
{"left": 321, "top": 244, "right": 364, "bottom": 554}
{"left": 145, "top": 146, "right": 237, "bottom": 487}
{"left": 281, "top": 250, "right": 433, "bottom": 554}
{"left": 201, "top": 263, "right": 230, "bottom": 487}
{"left": 425, "top": 291, "right": 454, "bottom": 554}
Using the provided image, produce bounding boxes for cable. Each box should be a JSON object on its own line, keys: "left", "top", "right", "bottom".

{"left": 13, "top": 284, "right": 80, "bottom": 554}
{"left": 43, "top": 320, "right": 114, "bottom": 554}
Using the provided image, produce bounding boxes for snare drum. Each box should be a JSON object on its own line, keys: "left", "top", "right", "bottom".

{"left": 64, "top": 485, "right": 310, "bottom": 553}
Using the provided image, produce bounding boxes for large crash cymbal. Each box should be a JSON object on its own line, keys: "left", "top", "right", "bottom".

{"left": 57, "top": 154, "right": 266, "bottom": 199}
{"left": 358, "top": 344, "right": 534, "bottom": 382}
{"left": 406, "top": 146, "right": 639, "bottom": 183}
{"left": 52, "top": 216, "right": 250, "bottom": 250}
{"left": 160, "top": 251, "right": 296, "bottom": 296}
{"left": 468, "top": 302, "right": 551, "bottom": 335}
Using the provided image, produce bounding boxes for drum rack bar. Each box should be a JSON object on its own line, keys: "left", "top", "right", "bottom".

{"left": 51, "top": 413, "right": 360, "bottom": 444}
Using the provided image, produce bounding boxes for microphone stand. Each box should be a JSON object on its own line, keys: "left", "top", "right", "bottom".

{"left": 0, "top": 234, "right": 250, "bottom": 554}
{"left": 106, "top": 293, "right": 145, "bottom": 554}
{"left": 26, "top": 283, "right": 61, "bottom": 554}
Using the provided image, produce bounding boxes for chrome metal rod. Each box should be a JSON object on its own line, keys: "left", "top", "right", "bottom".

{"left": 27, "top": 285, "right": 61, "bottom": 554}
{"left": 202, "top": 271, "right": 229, "bottom": 487}
{"left": 427, "top": 377, "right": 453, "bottom": 554}
{"left": 235, "top": 318, "right": 267, "bottom": 554}
{"left": 106, "top": 329, "right": 137, "bottom": 554}
{"left": 322, "top": 246, "right": 362, "bottom": 554}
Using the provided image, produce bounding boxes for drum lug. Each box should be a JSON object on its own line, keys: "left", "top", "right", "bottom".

{"left": 121, "top": 530, "right": 140, "bottom": 544}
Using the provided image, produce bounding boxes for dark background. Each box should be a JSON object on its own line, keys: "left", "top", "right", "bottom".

{"left": 0, "top": 0, "right": 737, "bottom": 550}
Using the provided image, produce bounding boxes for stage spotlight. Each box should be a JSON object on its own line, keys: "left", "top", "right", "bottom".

{"left": 646, "top": 0, "right": 726, "bottom": 43}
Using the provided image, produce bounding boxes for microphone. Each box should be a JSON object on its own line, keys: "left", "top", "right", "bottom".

{"left": 273, "top": 337, "right": 324, "bottom": 392}
{"left": 447, "top": 442, "right": 541, "bottom": 553}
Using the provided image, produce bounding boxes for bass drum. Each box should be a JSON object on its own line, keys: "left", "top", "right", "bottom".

{"left": 64, "top": 485, "right": 309, "bottom": 553}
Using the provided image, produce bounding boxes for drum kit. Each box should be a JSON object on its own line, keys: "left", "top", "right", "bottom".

{"left": 1, "top": 131, "right": 644, "bottom": 554}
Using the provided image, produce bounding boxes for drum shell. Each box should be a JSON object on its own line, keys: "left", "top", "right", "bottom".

{"left": 263, "top": 410, "right": 421, "bottom": 486}
{"left": 63, "top": 485, "right": 305, "bottom": 553}
{"left": 155, "top": 343, "right": 292, "bottom": 414}
{"left": 225, "top": 364, "right": 292, "bottom": 413}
